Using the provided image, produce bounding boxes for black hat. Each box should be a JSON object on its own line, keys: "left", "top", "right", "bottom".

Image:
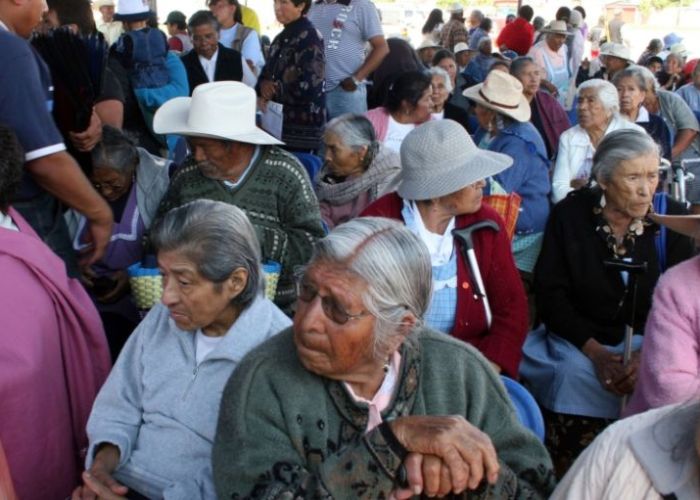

{"left": 164, "top": 10, "right": 187, "bottom": 25}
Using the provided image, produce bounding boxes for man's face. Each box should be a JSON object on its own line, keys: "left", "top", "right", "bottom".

{"left": 99, "top": 5, "right": 115, "bottom": 22}
{"left": 14, "top": 0, "right": 48, "bottom": 38}
{"left": 188, "top": 137, "right": 234, "bottom": 179}
{"left": 191, "top": 23, "right": 219, "bottom": 59}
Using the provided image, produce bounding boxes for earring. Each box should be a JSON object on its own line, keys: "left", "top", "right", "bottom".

{"left": 383, "top": 361, "right": 390, "bottom": 374}
{"left": 600, "top": 191, "right": 607, "bottom": 208}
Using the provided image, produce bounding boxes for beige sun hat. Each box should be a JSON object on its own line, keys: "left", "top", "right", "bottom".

{"left": 462, "top": 70, "right": 531, "bottom": 122}
{"left": 600, "top": 42, "right": 634, "bottom": 63}
{"left": 417, "top": 38, "right": 442, "bottom": 51}
{"left": 450, "top": 3, "right": 464, "bottom": 14}
{"left": 153, "top": 82, "right": 282, "bottom": 145}
{"left": 453, "top": 42, "right": 471, "bottom": 54}
{"left": 648, "top": 213, "right": 700, "bottom": 239}
{"left": 397, "top": 120, "right": 512, "bottom": 200}
{"left": 541, "top": 20, "right": 571, "bottom": 36}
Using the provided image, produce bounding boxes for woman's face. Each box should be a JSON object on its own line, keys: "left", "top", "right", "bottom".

{"left": 431, "top": 75, "right": 450, "bottom": 112}
{"left": 616, "top": 76, "right": 645, "bottom": 116}
{"left": 546, "top": 33, "right": 567, "bottom": 52}
{"left": 437, "top": 57, "right": 457, "bottom": 86}
{"left": 208, "top": 0, "right": 236, "bottom": 25}
{"left": 666, "top": 56, "right": 682, "bottom": 74}
{"left": 273, "top": 0, "right": 304, "bottom": 26}
{"left": 515, "top": 62, "right": 541, "bottom": 97}
{"left": 91, "top": 167, "right": 133, "bottom": 203}
{"left": 474, "top": 103, "right": 496, "bottom": 130}
{"left": 436, "top": 179, "right": 486, "bottom": 216}
{"left": 406, "top": 87, "right": 434, "bottom": 124}
{"left": 323, "top": 132, "right": 366, "bottom": 177}
{"left": 577, "top": 88, "right": 611, "bottom": 131}
{"left": 599, "top": 152, "right": 659, "bottom": 219}
{"left": 158, "top": 250, "right": 245, "bottom": 335}
{"left": 293, "top": 261, "right": 379, "bottom": 382}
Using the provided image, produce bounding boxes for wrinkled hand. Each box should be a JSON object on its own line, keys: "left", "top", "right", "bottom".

{"left": 69, "top": 109, "right": 103, "bottom": 152}
{"left": 570, "top": 177, "right": 588, "bottom": 190}
{"left": 611, "top": 350, "right": 641, "bottom": 395}
{"left": 80, "top": 266, "right": 99, "bottom": 288}
{"left": 389, "top": 415, "right": 500, "bottom": 494}
{"left": 95, "top": 270, "right": 130, "bottom": 304}
{"left": 589, "top": 348, "right": 627, "bottom": 396}
{"left": 72, "top": 445, "right": 127, "bottom": 500}
{"left": 393, "top": 453, "right": 462, "bottom": 499}
{"left": 259, "top": 79, "right": 278, "bottom": 101}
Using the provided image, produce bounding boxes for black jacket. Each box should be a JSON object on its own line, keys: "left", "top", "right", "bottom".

{"left": 180, "top": 44, "right": 243, "bottom": 95}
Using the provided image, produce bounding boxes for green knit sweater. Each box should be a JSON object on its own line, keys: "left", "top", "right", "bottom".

{"left": 213, "top": 327, "right": 556, "bottom": 499}
{"left": 155, "top": 147, "right": 325, "bottom": 311}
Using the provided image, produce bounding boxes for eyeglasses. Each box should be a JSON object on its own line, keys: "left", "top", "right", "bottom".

{"left": 295, "top": 277, "right": 369, "bottom": 325}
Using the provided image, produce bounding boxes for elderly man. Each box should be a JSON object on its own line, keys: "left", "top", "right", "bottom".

{"left": 153, "top": 82, "right": 325, "bottom": 312}
{"left": 0, "top": 0, "right": 113, "bottom": 276}
{"left": 307, "top": 0, "right": 388, "bottom": 119}
{"left": 677, "top": 63, "right": 700, "bottom": 112}
{"left": 528, "top": 20, "right": 571, "bottom": 107}
{"left": 95, "top": 0, "right": 123, "bottom": 44}
{"left": 180, "top": 10, "right": 256, "bottom": 93}
{"left": 441, "top": 3, "right": 468, "bottom": 51}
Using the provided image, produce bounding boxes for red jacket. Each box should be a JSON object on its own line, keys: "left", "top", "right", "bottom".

{"left": 496, "top": 18, "right": 534, "bottom": 56}
{"left": 361, "top": 193, "right": 528, "bottom": 378}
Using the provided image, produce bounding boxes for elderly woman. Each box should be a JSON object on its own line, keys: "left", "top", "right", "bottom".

{"left": 365, "top": 71, "right": 433, "bottom": 154}
{"left": 466, "top": 71, "right": 550, "bottom": 286}
{"left": 463, "top": 36, "right": 495, "bottom": 84}
{"left": 428, "top": 67, "right": 471, "bottom": 130}
{"left": 65, "top": 125, "right": 171, "bottom": 359}
{"left": 521, "top": 129, "right": 695, "bottom": 478}
{"left": 257, "top": 0, "right": 325, "bottom": 152}
{"left": 527, "top": 20, "right": 571, "bottom": 107}
{"left": 212, "top": 217, "right": 555, "bottom": 498}
{"left": 0, "top": 125, "right": 110, "bottom": 500}
{"left": 613, "top": 65, "right": 672, "bottom": 160}
{"left": 363, "top": 120, "right": 528, "bottom": 377}
{"left": 658, "top": 52, "right": 686, "bottom": 91}
{"left": 510, "top": 56, "right": 571, "bottom": 159}
{"left": 551, "top": 79, "right": 643, "bottom": 203}
{"left": 315, "top": 114, "right": 401, "bottom": 229}
{"left": 72, "top": 200, "right": 291, "bottom": 499}
{"left": 432, "top": 49, "right": 471, "bottom": 117}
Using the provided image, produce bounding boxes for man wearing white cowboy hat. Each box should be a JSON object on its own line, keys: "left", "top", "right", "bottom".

{"left": 95, "top": 0, "right": 123, "bottom": 45}
{"left": 153, "top": 82, "right": 325, "bottom": 312}
{"left": 527, "top": 20, "right": 571, "bottom": 107}
{"left": 453, "top": 41, "right": 473, "bottom": 72}
{"left": 440, "top": 3, "right": 468, "bottom": 52}
{"left": 577, "top": 42, "right": 633, "bottom": 86}
{"left": 416, "top": 38, "right": 441, "bottom": 68}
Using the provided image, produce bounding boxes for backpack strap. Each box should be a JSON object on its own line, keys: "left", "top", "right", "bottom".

{"left": 231, "top": 25, "right": 254, "bottom": 53}
{"left": 653, "top": 192, "right": 668, "bottom": 273}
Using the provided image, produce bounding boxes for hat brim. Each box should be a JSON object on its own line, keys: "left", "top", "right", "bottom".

{"left": 397, "top": 148, "right": 513, "bottom": 200}
{"left": 153, "top": 96, "right": 284, "bottom": 146}
{"left": 649, "top": 213, "right": 700, "bottom": 238}
{"left": 114, "top": 10, "right": 154, "bottom": 21}
{"left": 541, "top": 29, "right": 572, "bottom": 36}
{"left": 599, "top": 52, "right": 635, "bottom": 64}
{"left": 462, "top": 84, "right": 531, "bottom": 122}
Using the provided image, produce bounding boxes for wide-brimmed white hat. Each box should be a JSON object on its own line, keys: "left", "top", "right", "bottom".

{"left": 599, "top": 42, "right": 634, "bottom": 63}
{"left": 453, "top": 42, "right": 471, "bottom": 54}
{"left": 154, "top": 82, "right": 283, "bottom": 145}
{"left": 670, "top": 43, "right": 689, "bottom": 58}
{"left": 397, "top": 120, "right": 512, "bottom": 200}
{"left": 114, "top": 0, "right": 152, "bottom": 21}
{"left": 649, "top": 213, "right": 700, "bottom": 238}
{"left": 417, "top": 38, "right": 441, "bottom": 51}
{"left": 541, "top": 20, "right": 570, "bottom": 36}
{"left": 463, "top": 70, "right": 531, "bottom": 122}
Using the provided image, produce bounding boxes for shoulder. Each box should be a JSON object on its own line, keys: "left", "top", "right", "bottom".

{"left": 219, "top": 44, "right": 242, "bottom": 59}
{"left": 552, "top": 188, "right": 596, "bottom": 218}
{"left": 361, "top": 192, "right": 403, "bottom": 218}
{"left": 260, "top": 146, "right": 307, "bottom": 176}
{"left": 457, "top": 203, "right": 507, "bottom": 232}
{"left": 0, "top": 30, "right": 32, "bottom": 59}
{"left": 560, "top": 124, "right": 588, "bottom": 144}
{"left": 366, "top": 107, "right": 389, "bottom": 119}
{"left": 660, "top": 254, "right": 700, "bottom": 287}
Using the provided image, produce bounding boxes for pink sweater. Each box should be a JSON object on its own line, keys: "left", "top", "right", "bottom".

{"left": 624, "top": 255, "right": 700, "bottom": 416}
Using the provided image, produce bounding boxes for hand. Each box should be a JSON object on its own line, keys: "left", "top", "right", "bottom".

{"left": 570, "top": 177, "right": 588, "bottom": 190}
{"left": 95, "top": 270, "right": 130, "bottom": 304}
{"left": 393, "top": 453, "right": 464, "bottom": 499}
{"left": 69, "top": 109, "right": 102, "bottom": 152}
{"left": 80, "top": 266, "right": 99, "bottom": 288}
{"left": 72, "top": 444, "right": 128, "bottom": 500}
{"left": 389, "top": 415, "right": 500, "bottom": 492}
{"left": 611, "top": 350, "right": 641, "bottom": 395}
{"left": 340, "top": 76, "right": 358, "bottom": 92}
{"left": 259, "top": 79, "right": 278, "bottom": 101}
{"left": 581, "top": 58, "right": 590, "bottom": 71}
{"left": 78, "top": 212, "right": 113, "bottom": 267}
{"left": 588, "top": 347, "right": 627, "bottom": 396}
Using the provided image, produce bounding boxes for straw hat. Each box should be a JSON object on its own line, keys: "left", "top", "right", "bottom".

{"left": 599, "top": 42, "right": 634, "bottom": 63}
{"left": 397, "top": 120, "right": 512, "bottom": 200}
{"left": 649, "top": 213, "right": 700, "bottom": 239}
{"left": 417, "top": 38, "right": 442, "bottom": 51}
{"left": 153, "top": 82, "right": 283, "bottom": 145}
{"left": 463, "top": 70, "right": 531, "bottom": 122}
{"left": 541, "top": 20, "right": 570, "bottom": 36}
{"left": 114, "top": 0, "right": 152, "bottom": 21}
{"left": 670, "top": 43, "right": 689, "bottom": 58}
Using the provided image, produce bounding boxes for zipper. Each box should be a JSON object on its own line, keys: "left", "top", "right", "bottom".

{"left": 182, "top": 365, "right": 199, "bottom": 400}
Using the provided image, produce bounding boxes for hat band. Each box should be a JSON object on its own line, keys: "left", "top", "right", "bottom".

{"left": 478, "top": 89, "right": 519, "bottom": 110}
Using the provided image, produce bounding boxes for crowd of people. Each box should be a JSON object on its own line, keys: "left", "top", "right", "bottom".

{"left": 2, "top": 0, "right": 700, "bottom": 497}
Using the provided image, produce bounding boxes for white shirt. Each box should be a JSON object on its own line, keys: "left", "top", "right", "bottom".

{"left": 198, "top": 48, "right": 258, "bottom": 88}
{"left": 219, "top": 23, "right": 265, "bottom": 75}
{"left": 195, "top": 330, "right": 225, "bottom": 365}
{"left": 0, "top": 211, "right": 18, "bottom": 232}
{"left": 431, "top": 111, "right": 445, "bottom": 121}
{"left": 383, "top": 115, "right": 415, "bottom": 154}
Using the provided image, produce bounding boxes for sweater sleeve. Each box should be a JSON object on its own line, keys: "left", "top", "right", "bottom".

{"left": 277, "top": 30, "right": 324, "bottom": 110}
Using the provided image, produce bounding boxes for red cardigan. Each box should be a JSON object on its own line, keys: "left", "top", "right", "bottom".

{"left": 361, "top": 193, "right": 528, "bottom": 378}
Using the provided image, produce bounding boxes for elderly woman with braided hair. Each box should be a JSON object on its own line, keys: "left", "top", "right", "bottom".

{"left": 315, "top": 114, "right": 401, "bottom": 229}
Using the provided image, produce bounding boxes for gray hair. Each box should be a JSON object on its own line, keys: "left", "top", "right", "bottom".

{"left": 324, "top": 114, "right": 377, "bottom": 150}
{"left": 150, "top": 200, "right": 263, "bottom": 309}
{"left": 636, "top": 64, "right": 661, "bottom": 92}
{"left": 91, "top": 125, "right": 139, "bottom": 174}
{"left": 428, "top": 66, "right": 454, "bottom": 93}
{"left": 509, "top": 56, "right": 536, "bottom": 78}
{"left": 591, "top": 129, "right": 660, "bottom": 185}
{"left": 612, "top": 65, "right": 649, "bottom": 91}
{"left": 470, "top": 9, "right": 484, "bottom": 22}
{"left": 309, "top": 217, "right": 432, "bottom": 357}
{"left": 577, "top": 79, "right": 620, "bottom": 114}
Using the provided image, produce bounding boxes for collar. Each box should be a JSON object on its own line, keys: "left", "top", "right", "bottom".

{"left": 636, "top": 105, "right": 650, "bottom": 123}
{"left": 0, "top": 19, "right": 9, "bottom": 32}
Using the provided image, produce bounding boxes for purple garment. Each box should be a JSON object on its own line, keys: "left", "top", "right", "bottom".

{"left": 0, "top": 207, "right": 110, "bottom": 500}
{"left": 533, "top": 90, "right": 572, "bottom": 158}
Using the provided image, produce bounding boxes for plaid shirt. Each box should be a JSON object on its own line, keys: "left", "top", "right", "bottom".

{"left": 439, "top": 19, "right": 468, "bottom": 51}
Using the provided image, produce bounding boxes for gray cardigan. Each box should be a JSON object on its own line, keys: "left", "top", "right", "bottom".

{"left": 85, "top": 297, "right": 291, "bottom": 499}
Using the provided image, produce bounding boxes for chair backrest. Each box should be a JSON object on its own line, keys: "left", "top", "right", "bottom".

{"left": 292, "top": 152, "right": 323, "bottom": 183}
{"left": 500, "top": 375, "right": 545, "bottom": 442}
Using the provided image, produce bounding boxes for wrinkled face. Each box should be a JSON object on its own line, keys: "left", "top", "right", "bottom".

{"left": 546, "top": 33, "right": 567, "bottom": 52}
{"left": 605, "top": 56, "right": 628, "bottom": 75}
{"left": 15, "top": 0, "right": 48, "bottom": 38}
{"left": 273, "top": 0, "right": 304, "bottom": 25}
{"left": 665, "top": 56, "right": 682, "bottom": 74}
{"left": 474, "top": 103, "right": 496, "bottom": 130}
{"left": 323, "top": 132, "right": 366, "bottom": 177}
{"left": 431, "top": 75, "right": 450, "bottom": 111}
{"left": 99, "top": 5, "right": 115, "bottom": 21}
{"left": 436, "top": 179, "right": 486, "bottom": 216}
{"left": 159, "top": 250, "right": 243, "bottom": 335}
{"left": 456, "top": 50, "right": 472, "bottom": 67}
{"left": 405, "top": 87, "right": 434, "bottom": 124}
{"left": 515, "top": 62, "right": 541, "bottom": 97}
{"left": 209, "top": 0, "right": 236, "bottom": 25}
{"left": 191, "top": 23, "right": 219, "bottom": 59}
{"left": 91, "top": 166, "right": 133, "bottom": 202}
{"left": 188, "top": 137, "right": 234, "bottom": 179}
{"left": 437, "top": 57, "right": 457, "bottom": 85}
{"left": 616, "top": 76, "right": 645, "bottom": 116}
{"left": 577, "top": 88, "right": 611, "bottom": 130}
{"left": 293, "top": 261, "right": 378, "bottom": 381}
{"left": 599, "top": 152, "right": 659, "bottom": 219}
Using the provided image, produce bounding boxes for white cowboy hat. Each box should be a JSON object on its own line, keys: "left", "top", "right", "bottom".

{"left": 453, "top": 42, "right": 471, "bottom": 54}
{"left": 153, "top": 82, "right": 283, "bottom": 145}
{"left": 463, "top": 70, "right": 531, "bottom": 122}
{"left": 94, "top": 0, "right": 115, "bottom": 8}
{"left": 599, "top": 42, "right": 634, "bottom": 64}
{"left": 541, "top": 20, "right": 571, "bottom": 36}
{"left": 417, "top": 38, "right": 442, "bottom": 51}
{"left": 114, "top": 0, "right": 152, "bottom": 21}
